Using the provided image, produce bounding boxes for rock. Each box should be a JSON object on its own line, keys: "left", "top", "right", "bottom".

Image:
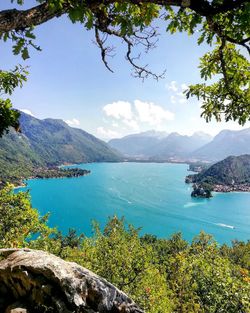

{"left": 7, "top": 307, "right": 27, "bottom": 313}
{"left": 185, "top": 175, "right": 193, "bottom": 184}
{"left": 191, "top": 183, "right": 212, "bottom": 198}
{"left": 0, "top": 249, "right": 144, "bottom": 313}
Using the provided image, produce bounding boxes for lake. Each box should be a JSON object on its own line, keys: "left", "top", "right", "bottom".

{"left": 19, "top": 163, "right": 250, "bottom": 244}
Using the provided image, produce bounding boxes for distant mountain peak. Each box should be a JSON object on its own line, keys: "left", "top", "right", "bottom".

{"left": 192, "top": 127, "right": 250, "bottom": 161}
{"left": 168, "top": 132, "right": 181, "bottom": 137}
{"left": 109, "top": 130, "right": 212, "bottom": 159}
{"left": 122, "top": 130, "right": 168, "bottom": 139}
{"left": 192, "top": 131, "right": 212, "bottom": 137}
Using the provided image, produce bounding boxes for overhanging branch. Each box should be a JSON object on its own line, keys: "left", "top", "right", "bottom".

{"left": 0, "top": 2, "right": 67, "bottom": 33}
{"left": 0, "top": 0, "right": 249, "bottom": 34}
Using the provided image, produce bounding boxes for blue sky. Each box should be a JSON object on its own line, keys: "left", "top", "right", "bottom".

{"left": 1, "top": 2, "right": 249, "bottom": 140}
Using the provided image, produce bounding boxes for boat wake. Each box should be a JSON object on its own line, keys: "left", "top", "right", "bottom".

{"left": 183, "top": 202, "right": 204, "bottom": 208}
{"left": 215, "top": 223, "right": 235, "bottom": 229}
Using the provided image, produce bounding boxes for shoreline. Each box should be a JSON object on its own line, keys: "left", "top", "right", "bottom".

{"left": 11, "top": 167, "right": 91, "bottom": 190}
{"left": 13, "top": 183, "right": 27, "bottom": 190}
{"left": 213, "top": 184, "right": 250, "bottom": 193}
{"left": 61, "top": 160, "right": 190, "bottom": 165}
{"left": 187, "top": 181, "right": 250, "bottom": 198}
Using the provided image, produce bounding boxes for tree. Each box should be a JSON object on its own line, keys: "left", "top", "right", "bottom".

{"left": 0, "top": 65, "right": 27, "bottom": 136}
{"left": 70, "top": 216, "right": 174, "bottom": 312}
{"left": 0, "top": 184, "right": 54, "bottom": 248}
{"left": 0, "top": 0, "right": 249, "bottom": 136}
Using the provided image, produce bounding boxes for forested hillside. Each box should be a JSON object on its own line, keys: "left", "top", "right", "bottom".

{"left": 0, "top": 112, "right": 121, "bottom": 186}
{"left": 189, "top": 155, "right": 250, "bottom": 185}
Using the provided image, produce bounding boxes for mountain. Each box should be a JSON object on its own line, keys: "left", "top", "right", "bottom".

{"left": 148, "top": 132, "right": 212, "bottom": 160}
{"left": 191, "top": 128, "right": 250, "bottom": 161}
{"left": 0, "top": 128, "right": 43, "bottom": 185}
{"left": 108, "top": 130, "right": 168, "bottom": 157}
{"left": 188, "top": 155, "right": 250, "bottom": 185}
{"left": 19, "top": 113, "right": 121, "bottom": 164}
{"left": 0, "top": 112, "right": 122, "bottom": 185}
{"left": 109, "top": 131, "right": 212, "bottom": 160}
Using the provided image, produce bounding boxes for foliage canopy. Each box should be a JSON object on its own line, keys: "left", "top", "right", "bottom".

{"left": 0, "top": 184, "right": 53, "bottom": 248}
{"left": 0, "top": 0, "right": 249, "bottom": 135}
{"left": 1, "top": 186, "right": 250, "bottom": 312}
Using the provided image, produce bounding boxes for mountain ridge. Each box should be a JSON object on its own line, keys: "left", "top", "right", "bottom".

{"left": 191, "top": 128, "right": 250, "bottom": 161}
{"left": 0, "top": 112, "right": 122, "bottom": 186}
{"left": 109, "top": 131, "right": 212, "bottom": 159}
{"left": 109, "top": 128, "right": 250, "bottom": 161}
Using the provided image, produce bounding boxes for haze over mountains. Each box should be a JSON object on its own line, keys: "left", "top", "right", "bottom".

{"left": 109, "top": 128, "right": 250, "bottom": 162}
{"left": 191, "top": 128, "right": 250, "bottom": 161}
{"left": 109, "top": 131, "right": 212, "bottom": 160}
{"left": 108, "top": 130, "right": 168, "bottom": 157}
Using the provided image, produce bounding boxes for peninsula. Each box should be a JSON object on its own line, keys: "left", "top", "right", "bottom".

{"left": 186, "top": 155, "right": 250, "bottom": 197}
{"left": 1, "top": 167, "right": 91, "bottom": 189}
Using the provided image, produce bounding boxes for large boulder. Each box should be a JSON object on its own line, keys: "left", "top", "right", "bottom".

{"left": 0, "top": 249, "right": 143, "bottom": 313}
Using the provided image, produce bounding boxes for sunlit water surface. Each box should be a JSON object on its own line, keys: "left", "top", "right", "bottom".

{"left": 18, "top": 163, "right": 250, "bottom": 244}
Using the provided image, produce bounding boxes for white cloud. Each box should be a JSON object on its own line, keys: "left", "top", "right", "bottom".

{"left": 166, "top": 81, "right": 178, "bottom": 92}
{"left": 65, "top": 118, "right": 80, "bottom": 127}
{"left": 20, "top": 109, "right": 35, "bottom": 117}
{"left": 176, "top": 92, "right": 185, "bottom": 98}
{"left": 181, "top": 83, "right": 188, "bottom": 91}
{"left": 100, "top": 99, "right": 174, "bottom": 139}
{"left": 122, "top": 118, "right": 140, "bottom": 131}
{"left": 103, "top": 101, "right": 133, "bottom": 120}
{"left": 134, "top": 100, "right": 174, "bottom": 126}
{"left": 167, "top": 81, "right": 188, "bottom": 104}
{"left": 170, "top": 95, "right": 176, "bottom": 104}
{"left": 97, "top": 127, "right": 121, "bottom": 140}
{"left": 179, "top": 98, "right": 187, "bottom": 104}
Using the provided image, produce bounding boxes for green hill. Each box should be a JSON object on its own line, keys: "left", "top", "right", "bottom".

{"left": 188, "top": 155, "right": 250, "bottom": 185}
{"left": 0, "top": 112, "right": 122, "bottom": 186}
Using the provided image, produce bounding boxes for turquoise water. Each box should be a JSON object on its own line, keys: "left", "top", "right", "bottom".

{"left": 19, "top": 163, "right": 250, "bottom": 244}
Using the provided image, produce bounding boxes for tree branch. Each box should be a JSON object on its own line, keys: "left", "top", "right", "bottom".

{"left": 0, "top": 2, "right": 68, "bottom": 33}
{"left": 94, "top": 27, "right": 114, "bottom": 73}
{"left": 190, "top": 0, "right": 248, "bottom": 16}
{"left": 0, "top": 0, "right": 249, "bottom": 34}
{"left": 224, "top": 36, "right": 250, "bottom": 55}
{"left": 94, "top": 21, "right": 165, "bottom": 80}
{"left": 206, "top": 16, "right": 250, "bottom": 55}
{"left": 219, "top": 38, "right": 229, "bottom": 88}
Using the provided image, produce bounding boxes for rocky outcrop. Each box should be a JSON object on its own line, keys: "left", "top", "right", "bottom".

{"left": 0, "top": 249, "right": 143, "bottom": 313}
{"left": 191, "top": 184, "right": 212, "bottom": 198}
